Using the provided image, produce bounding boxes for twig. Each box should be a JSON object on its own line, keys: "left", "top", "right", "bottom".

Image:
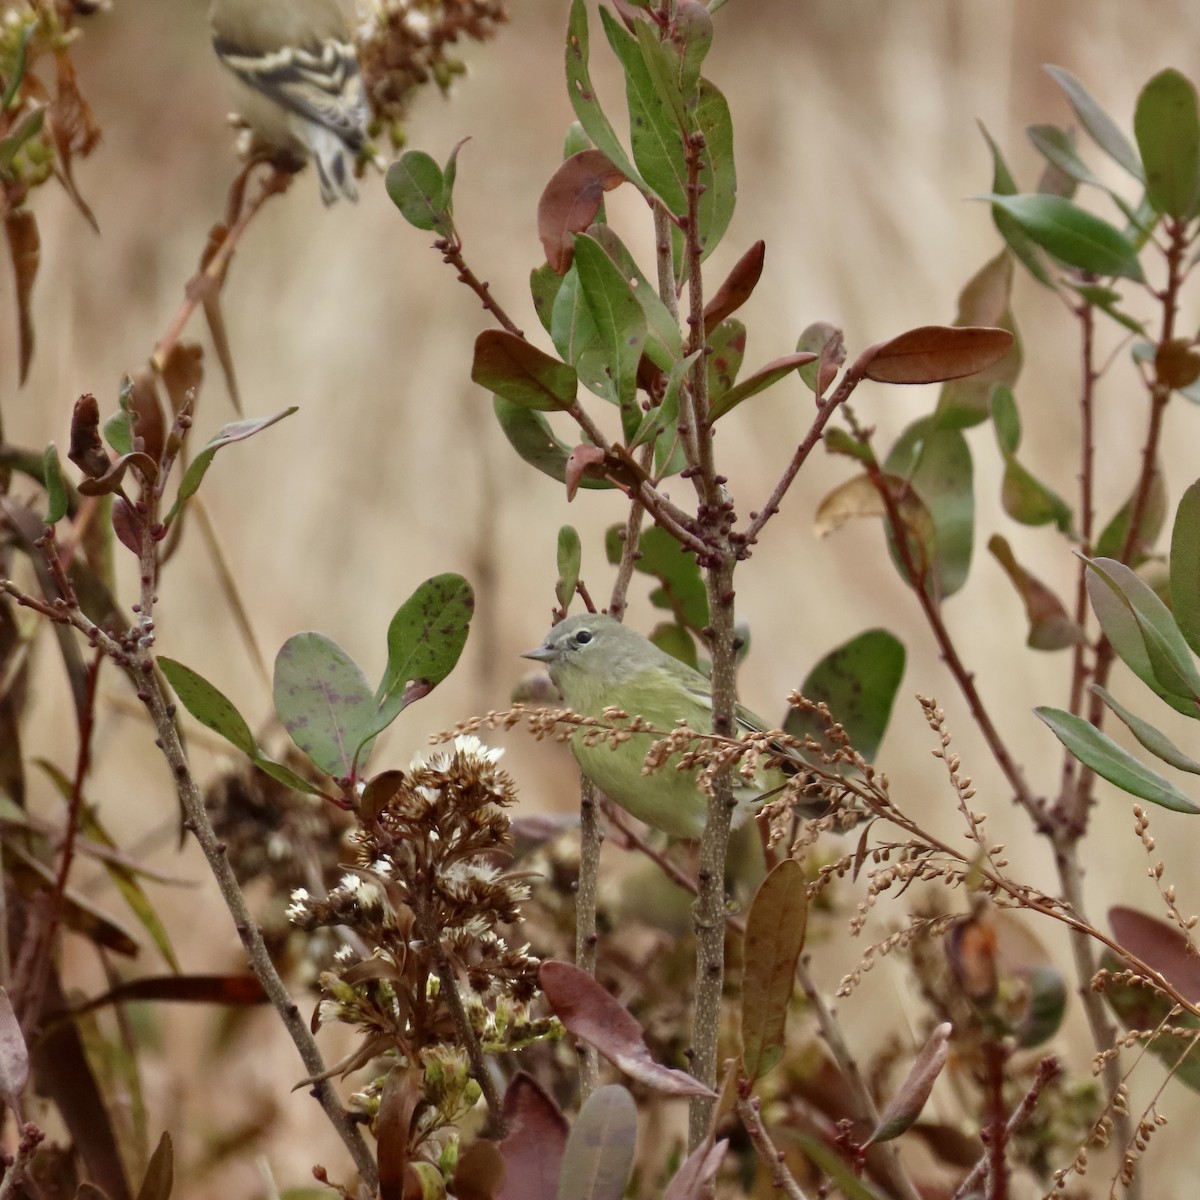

{"left": 736, "top": 1096, "right": 812, "bottom": 1200}
{"left": 574, "top": 778, "right": 601, "bottom": 1100}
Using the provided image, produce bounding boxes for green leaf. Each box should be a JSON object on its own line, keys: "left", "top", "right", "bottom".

{"left": 158, "top": 657, "right": 257, "bottom": 757}
{"left": 601, "top": 8, "right": 686, "bottom": 212}
{"left": 471, "top": 330, "right": 577, "bottom": 411}
{"left": 556, "top": 526, "right": 582, "bottom": 611}
{"left": 362, "top": 574, "right": 474, "bottom": 748}
{"left": 1027, "top": 123, "right": 1102, "bottom": 188}
{"left": 784, "top": 629, "right": 906, "bottom": 762}
{"left": 691, "top": 79, "right": 737, "bottom": 262}
{"left": 549, "top": 262, "right": 609, "bottom": 401}
{"left": 1001, "top": 456, "right": 1073, "bottom": 532}
{"left": 707, "top": 352, "right": 815, "bottom": 422}
{"left": 630, "top": 350, "right": 701, "bottom": 480}
{"left": 274, "top": 634, "right": 376, "bottom": 779}
{"left": 1086, "top": 556, "right": 1200, "bottom": 706}
{"left": 385, "top": 151, "right": 451, "bottom": 234}
{"left": 988, "top": 535, "right": 1084, "bottom": 651}
{"left": 0, "top": 105, "right": 43, "bottom": 173}
{"left": 565, "top": 0, "right": 647, "bottom": 192}
{"left": 166, "top": 409, "right": 298, "bottom": 524}
{"left": 1, "top": 22, "right": 33, "bottom": 114}
{"left": 976, "top": 121, "right": 1056, "bottom": 288}
{"left": 492, "top": 396, "right": 612, "bottom": 489}
{"left": 43, "top": 443, "right": 67, "bottom": 524}
{"left": 633, "top": 18, "right": 687, "bottom": 129}
{"left": 980, "top": 194, "right": 1145, "bottom": 282}
{"left": 573, "top": 233, "right": 647, "bottom": 434}
{"left": 1136, "top": 69, "right": 1200, "bottom": 218}
{"left": 1044, "top": 65, "right": 1144, "bottom": 180}
{"left": 1092, "top": 685, "right": 1200, "bottom": 774}
{"left": 1035, "top": 706, "right": 1200, "bottom": 813}
{"left": 158, "top": 657, "right": 322, "bottom": 794}
{"left": 884, "top": 419, "right": 974, "bottom": 599}
{"left": 1095, "top": 467, "right": 1167, "bottom": 566}
{"left": 606, "top": 523, "right": 707, "bottom": 630}
{"left": 555, "top": 1085, "right": 636, "bottom": 1200}
{"left": 531, "top": 263, "right": 566, "bottom": 336}
{"left": 585, "top": 224, "right": 683, "bottom": 370}
{"left": 990, "top": 384, "right": 1021, "bottom": 455}
{"left": 741, "top": 860, "right": 808, "bottom": 1081}
{"left": 1171, "top": 479, "right": 1200, "bottom": 658}
{"left": 706, "top": 317, "right": 745, "bottom": 398}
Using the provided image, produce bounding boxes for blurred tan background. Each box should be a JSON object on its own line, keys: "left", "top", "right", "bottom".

{"left": 7, "top": 0, "right": 1200, "bottom": 1193}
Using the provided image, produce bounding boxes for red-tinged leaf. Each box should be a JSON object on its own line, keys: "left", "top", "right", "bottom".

{"left": 538, "top": 149, "right": 627, "bottom": 274}
{"left": 1156, "top": 339, "right": 1200, "bottom": 391}
{"left": 5, "top": 210, "right": 39, "bottom": 384}
{"left": 539, "top": 961, "right": 716, "bottom": 1096}
{"left": 707, "top": 352, "right": 816, "bottom": 422}
{"left": 498, "top": 1073, "right": 568, "bottom": 1200}
{"left": 860, "top": 325, "right": 1014, "bottom": 385}
{"left": 135, "top": 1131, "right": 172, "bottom": 1200}
{"left": 555, "top": 1085, "right": 637, "bottom": 1200}
{"left": 112, "top": 496, "right": 143, "bottom": 557}
{"left": 454, "top": 1140, "right": 506, "bottom": 1200}
{"left": 703, "top": 241, "right": 765, "bottom": 335}
{"left": 988, "top": 534, "right": 1085, "bottom": 651}
{"left": 1109, "top": 906, "right": 1200, "bottom": 1004}
{"left": 76, "top": 451, "right": 159, "bottom": 497}
{"left": 662, "top": 1138, "right": 728, "bottom": 1200}
{"left": 473, "top": 330, "right": 578, "bottom": 411}
{"left": 378, "top": 1066, "right": 425, "bottom": 1200}
{"left": 864, "top": 1022, "right": 952, "bottom": 1146}
{"left": 0, "top": 987, "right": 29, "bottom": 1104}
{"left": 59, "top": 975, "right": 268, "bottom": 1021}
{"left": 565, "top": 444, "right": 608, "bottom": 501}
{"left": 741, "top": 860, "right": 808, "bottom": 1081}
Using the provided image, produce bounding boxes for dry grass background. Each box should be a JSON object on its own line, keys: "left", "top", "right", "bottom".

{"left": 7, "top": 0, "right": 1200, "bottom": 1193}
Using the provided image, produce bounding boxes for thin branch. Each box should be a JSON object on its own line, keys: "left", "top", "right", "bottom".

{"left": 736, "top": 1096, "right": 812, "bottom": 1200}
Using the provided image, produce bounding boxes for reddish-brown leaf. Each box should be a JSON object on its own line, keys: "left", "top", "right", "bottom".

{"left": 68, "top": 393, "right": 109, "bottom": 478}
{"left": 860, "top": 325, "right": 1014, "bottom": 385}
{"left": 538, "top": 150, "right": 627, "bottom": 274}
{"left": 1109, "top": 905, "right": 1200, "bottom": 1003}
{"left": 4, "top": 210, "right": 40, "bottom": 383}
{"left": 134, "top": 1131, "right": 173, "bottom": 1200}
{"left": 564, "top": 444, "right": 607, "bottom": 501}
{"left": 865, "top": 1022, "right": 952, "bottom": 1146}
{"left": 703, "top": 240, "right": 765, "bottom": 335}
{"left": 48, "top": 49, "right": 100, "bottom": 232}
{"left": 662, "top": 1138, "right": 728, "bottom": 1200}
{"left": 1156, "top": 338, "right": 1200, "bottom": 390}
{"left": 378, "top": 1066, "right": 425, "bottom": 1200}
{"left": 539, "top": 961, "right": 716, "bottom": 1096}
{"left": 127, "top": 369, "right": 166, "bottom": 466}
{"left": 497, "top": 1073, "right": 568, "bottom": 1200}
{"left": 159, "top": 342, "right": 204, "bottom": 417}
{"left": 76, "top": 451, "right": 159, "bottom": 497}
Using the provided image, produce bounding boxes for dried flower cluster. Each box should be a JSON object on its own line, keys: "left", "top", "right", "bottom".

{"left": 287, "top": 736, "right": 550, "bottom": 1138}
{"left": 357, "top": 0, "right": 508, "bottom": 147}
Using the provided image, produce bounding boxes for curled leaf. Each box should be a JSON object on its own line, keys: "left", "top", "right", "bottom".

{"left": 537, "top": 149, "right": 626, "bottom": 274}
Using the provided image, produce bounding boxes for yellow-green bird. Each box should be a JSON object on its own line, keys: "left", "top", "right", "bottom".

{"left": 522, "top": 613, "right": 793, "bottom": 839}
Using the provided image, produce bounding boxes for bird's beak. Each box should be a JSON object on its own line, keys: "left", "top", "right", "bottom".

{"left": 521, "top": 642, "right": 556, "bottom": 663}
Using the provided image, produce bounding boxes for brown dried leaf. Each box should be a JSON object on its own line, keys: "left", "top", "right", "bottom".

{"left": 537, "top": 149, "right": 627, "bottom": 274}
{"left": 663, "top": 1139, "right": 728, "bottom": 1200}
{"left": 68, "top": 393, "right": 109, "bottom": 478}
{"left": 76, "top": 451, "right": 158, "bottom": 497}
{"left": 47, "top": 49, "right": 100, "bottom": 233}
{"left": 1156, "top": 338, "right": 1200, "bottom": 391}
{"left": 539, "top": 961, "right": 716, "bottom": 1096}
{"left": 453, "top": 1140, "right": 506, "bottom": 1200}
{"left": 703, "top": 240, "right": 765, "bottom": 335}
{"left": 159, "top": 342, "right": 204, "bottom": 418}
{"left": 988, "top": 534, "right": 1085, "bottom": 650}
{"left": 861, "top": 325, "right": 1014, "bottom": 385}
{"left": 127, "top": 369, "right": 166, "bottom": 466}
{"left": 134, "top": 1131, "right": 172, "bottom": 1200}
{"left": 1109, "top": 905, "right": 1200, "bottom": 1003}
{"left": 5, "top": 211, "right": 40, "bottom": 384}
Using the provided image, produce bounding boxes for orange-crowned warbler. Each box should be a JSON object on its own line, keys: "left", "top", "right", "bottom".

{"left": 210, "top": 0, "right": 368, "bottom": 203}
{"left": 522, "top": 613, "right": 796, "bottom": 839}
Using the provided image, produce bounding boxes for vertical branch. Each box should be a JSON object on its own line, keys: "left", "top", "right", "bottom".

{"left": 573, "top": 778, "right": 601, "bottom": 1100}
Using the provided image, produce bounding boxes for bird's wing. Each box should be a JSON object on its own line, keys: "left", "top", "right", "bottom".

{"left": 213, "top": 37, "right": 367, "bottom": 150}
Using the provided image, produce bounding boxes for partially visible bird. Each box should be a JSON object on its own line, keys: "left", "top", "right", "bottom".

{"left": 210, "top": 0, "right": 369, "bottom": 204}
{"left": 523, "top": 613, "right": 810, "bottom": 839}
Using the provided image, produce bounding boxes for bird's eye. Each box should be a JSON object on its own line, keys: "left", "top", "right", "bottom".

{"left": 574, "top": 630, "right": 593, "bottom": 646}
